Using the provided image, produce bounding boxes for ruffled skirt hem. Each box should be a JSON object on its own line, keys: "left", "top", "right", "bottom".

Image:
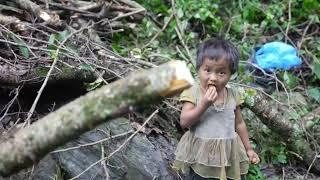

{"left": 173, "top": 131, "right": 249, "bottom": 179}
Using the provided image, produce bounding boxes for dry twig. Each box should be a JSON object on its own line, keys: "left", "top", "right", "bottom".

{"left": 69, "top": 109, "right": 159, "bottom": 180}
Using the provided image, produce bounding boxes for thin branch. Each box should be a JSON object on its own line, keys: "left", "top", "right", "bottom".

{"left": 285, "top": 0, "right": 291, "bottom": 43}
{"left": 69, "top": 109, "right": 159, "bottom": 180}
{"left": 143, "top": 13, "right": 174, "bottom": 49}
{"left": 116, "top": 0, "right": 146, "bottom": 10}
{"left": 101, "top": 144, "right": 109, "bottom": 180}
{"left": 51, "top": 130, "right": 134, "bottom": 153}
{"left": 0, "top": 87, "right": 20, "bottom": 122}
{"left": 304, "top": 153, "right": 319, "bottom": 180}
{"left": 23, "top": 23, "right": 94, "bottom": 126}
{"left": 246, "top": 61, "right": 291, "bottom": 106}
{"left": 0, "top": 24, "right": 37, "bottom": 58}
{"left": 171, "top": 0, "right": 192, "bottom": 63}
{"left": 298, "top": 17, "right": 314, "bottom": 50}
{"left": 110, "top": 8, "right": 145, "bottom": 22}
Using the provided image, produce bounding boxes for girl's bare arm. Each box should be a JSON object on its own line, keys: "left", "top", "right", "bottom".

{"left": 180, "top": 86, "right": 217, "bottom": 128}
{"left": 180, "top": 102, "right": 207, "bottom": 128}
{"left": 235, "top": 106, "right": 260, "bottom": 164}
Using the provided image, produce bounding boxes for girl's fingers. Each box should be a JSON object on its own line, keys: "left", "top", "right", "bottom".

{"left": 251, "top": 155, "right": 260, "bottom": 164}
{"left": 211, "top": 91, "right": 217, "bottom": 101}
{"left": 205, "top": 88, "right": 213, "bottom": 99}
{"left": 208, "top": 87, "right": 217, "bottom": 100}
{"left": 203, "top": 86, "right": 217, "bottom": 104}
{"left": 252, "top": 157, "right": 257, "bottom": 164}
{"left": 207, "top": 88, "right": 213, "bottom": 96}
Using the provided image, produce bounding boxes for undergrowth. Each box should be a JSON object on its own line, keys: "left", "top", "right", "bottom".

{"left": 113, "top": 0, "right": 320, "bottom": 179}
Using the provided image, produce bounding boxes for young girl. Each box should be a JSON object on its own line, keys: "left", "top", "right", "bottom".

{"left": 173, "top": 37, "right": 259, "bottom": 180}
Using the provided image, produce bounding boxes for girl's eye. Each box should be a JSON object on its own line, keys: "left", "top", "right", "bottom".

{"left": 205, "top": 69, "right": 210, "bottom": 73}
{"left": 219, "top": 72, "right": 226, "bottom": 75}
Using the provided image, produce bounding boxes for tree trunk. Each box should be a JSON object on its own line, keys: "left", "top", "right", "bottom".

{"left": 0, "top": 61, "right": 194, "bottom": 177}
{"left": 243, "top": 88, "right": 320, "bottom": 172}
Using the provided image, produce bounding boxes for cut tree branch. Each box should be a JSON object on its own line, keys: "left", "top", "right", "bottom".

{"left": 0, "top": 60, "right": 194, "bottom": 177}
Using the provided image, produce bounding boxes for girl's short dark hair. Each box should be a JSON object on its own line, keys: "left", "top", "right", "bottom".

{"left": 196, "top": 37, "right": 240, "bottom": 74}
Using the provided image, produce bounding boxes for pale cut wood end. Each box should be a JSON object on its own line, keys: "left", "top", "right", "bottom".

{"left": 39, "top": 11, "right": 51, "bottom": 21}
{"left": 160, "top": 61, "right": 194, "bottom": 97}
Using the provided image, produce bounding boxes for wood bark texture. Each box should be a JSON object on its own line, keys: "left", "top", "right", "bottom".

{"left": 0, "top": 64, "right": 97, "bottom": 86}
{"left": 243, "top": 88, "right": 320, "bottom": 172}
{"left": 0, "top": 61, "right": 194, "bottom": 177}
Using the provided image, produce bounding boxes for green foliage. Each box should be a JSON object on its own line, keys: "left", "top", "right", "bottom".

{"left": 80, "top": 64, "right": 104, "bottom": 91}
{"left": 79, "top": 64, "right": 93, "bottom": 71}
{"left": 283, "top": 71, "right": 299, "bottom": 89}
{"left": 257, "top": 124, "right": 291, "bottom": 164}
{"left": 301, "top": 0, "right": 320, "bottom": 17}
{"left": 136, "top": 0, "right": 169, "bottom": 15}
{"left": 84, "top": 77, "right": 104, "bottom": 91}
{"left": 242, "top": 1, "right": 265, "bottom": 24}
{"left": 135, "top": 0, "right": 223, "bottom": 49}
{"left": 307, "top": 87, "right": 320, "bottom": 103}
{"left": 53, "top": 164, "right": 64, "bottom": 180}
{"left": 48, "top": 30, "right": 70, "bottom": 50}
{"left": 11, "top": 34, "right": 29, "bottom": 59}
{"left": 174, "top": 0, "right": 222, "bottom": 31}
{"left": 313, "top": 62, "right": 320, "bottom": 79}
{"left": 111, "top": 0, "right": 320, "bottom": 177}
{"left": 47, "top": 30, "right": 75, "bottom": 59}
{"left": 111, "top": 43, "right": 128, "bottom": 56}
{"left": 243, "top": 88, "right": 257, "bottom": 107}
{"left": 247, "top": 164, "right": 265, "bottom": 180}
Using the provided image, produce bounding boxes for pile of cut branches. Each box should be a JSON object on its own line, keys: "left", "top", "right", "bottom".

{"left": 0, "top": 0, "right": 149, "bottom": 87}
{"left": 0, "top": 1, "right": 187, "bottom": 177}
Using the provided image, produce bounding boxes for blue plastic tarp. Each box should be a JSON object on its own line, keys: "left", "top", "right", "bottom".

{"left": 254, "top": 42, "right": 302, "bottom": 71}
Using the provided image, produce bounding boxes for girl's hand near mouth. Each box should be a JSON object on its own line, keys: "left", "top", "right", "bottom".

{"left": 200, "top": 85, "right": 218, "bottom": 108}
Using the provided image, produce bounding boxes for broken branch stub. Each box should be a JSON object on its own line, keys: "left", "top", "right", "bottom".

{"left": 0, "top": 60, "right": 193, "bottom": 177}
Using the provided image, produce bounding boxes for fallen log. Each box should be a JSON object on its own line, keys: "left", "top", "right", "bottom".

{"left": 0, "top": 60, "right": 194, "bottom": 177}
{"left": 242, "top": 88, "right": 320, "bottom": 173}
{"left": 0, "top": 63, "right": 97, "bottom": 86}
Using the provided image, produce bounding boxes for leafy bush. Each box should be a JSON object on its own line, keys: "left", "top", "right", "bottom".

{"left": 112, "top": 0, "right": 320, "bottom": 178}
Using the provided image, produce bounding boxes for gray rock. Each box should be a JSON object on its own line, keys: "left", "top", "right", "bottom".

{"left": 52, "top": 118, "right": 178, "bottom": 180}
{"left": 0, "top": 155, "right": 58, "bottom": 180}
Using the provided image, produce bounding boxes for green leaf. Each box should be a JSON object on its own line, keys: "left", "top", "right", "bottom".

{"left": 50, "top": 50, "right": 58, "bottom": 60}
{"left": 57, "top": 30, "right": 69, "bottom": 42}
{"left": 276, "top": 154, "right": 287, "bottom": 164}
{"left": 177, "top": 8, "right": 184, "bottom": 18}
{"left": 248, "top": 164, "right": 265, "bottom": 180}
{"left": 111, "top": 43, "right": 126, "bottom": 55}
{"left": 66, "top": 45, "right": 78, "bottom": 55}
{"left": 79, "top": 64, "right": 93, "bottom": 71}
{"left": 20, "top": 47, "right": 29, "bottom": 59}
{"left": 48, "top": 34, "right": 57, "bottom": 50}
{"left": 11, "top": 35, "right": 29, "bottom": 59}
{"left": 313, "top": 62, "right": 320, "bottom": 79}
{"left": 283, "top": 71, "right": 299, "bottom": 89}
{"left": 307, "top": 87, "right": 320, "bottom": 102}
{"left": 84, "top": 78, "right": 103, "bottom": 91}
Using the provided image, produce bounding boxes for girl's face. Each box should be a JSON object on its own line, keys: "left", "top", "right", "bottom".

{"left": 198, "top": 57, "right": 232, "bottom": 92}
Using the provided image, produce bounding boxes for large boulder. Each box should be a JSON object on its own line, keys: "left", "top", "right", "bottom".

{"left": 52, "top": 117, "right": 178, "bottom": 180}
{"left": 0, "top": 155, "right": 58, "bottom": 180}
